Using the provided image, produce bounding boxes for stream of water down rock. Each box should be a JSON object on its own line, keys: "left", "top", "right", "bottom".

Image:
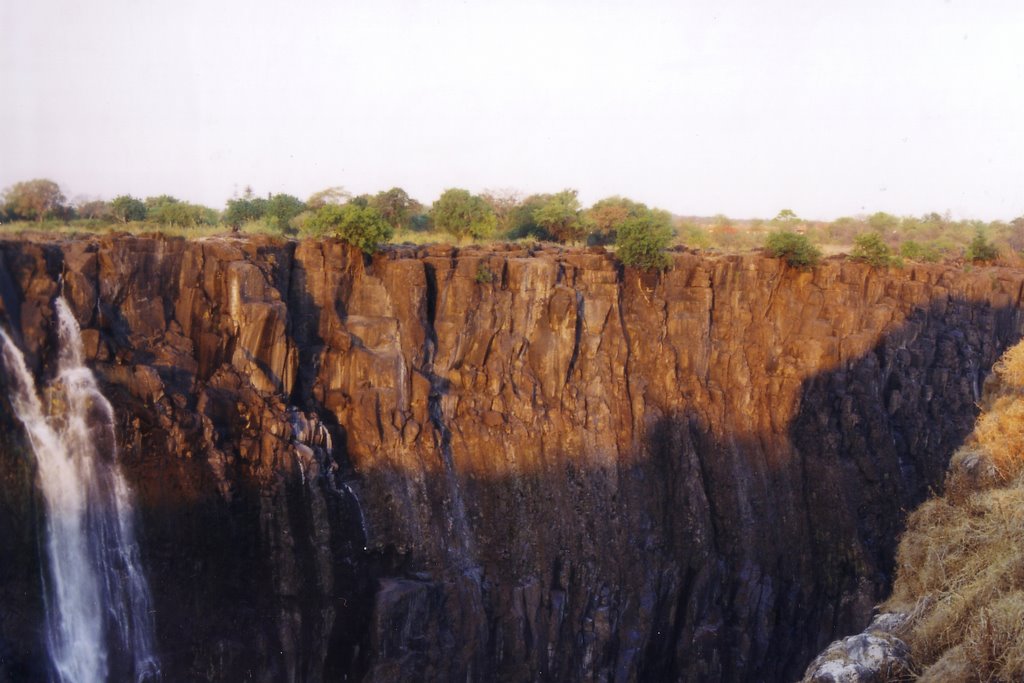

{"left": 0, "top": 298, "right": 159, "bottom": 683}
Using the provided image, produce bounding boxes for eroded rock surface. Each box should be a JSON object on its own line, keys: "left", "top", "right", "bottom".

{"left": 1, "top": 234, "right": 1022, "bottom": 682}
{"left": 801, "top": 613, "right": 914, "bottom": 682}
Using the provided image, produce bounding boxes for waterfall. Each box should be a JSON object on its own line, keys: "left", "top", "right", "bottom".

{"left": 0, "top": 298, "right": 160, "bottom": 683}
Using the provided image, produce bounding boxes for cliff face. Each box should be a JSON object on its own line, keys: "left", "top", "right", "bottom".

{"left": 0, "top": 235, "right": 1021, "bottom": 682}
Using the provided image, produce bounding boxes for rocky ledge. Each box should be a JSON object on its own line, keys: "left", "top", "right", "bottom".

{"left": 1, "top": 234, "right": 1022, "bottom": 681}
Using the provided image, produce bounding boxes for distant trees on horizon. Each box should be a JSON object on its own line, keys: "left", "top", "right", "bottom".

{"left": 2, "top": 177, "right": 1022, "bottom": 268}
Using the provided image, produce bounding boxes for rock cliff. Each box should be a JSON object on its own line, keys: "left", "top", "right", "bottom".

{"left": 1, "top": 234, "right": 1022, "bottom": 682}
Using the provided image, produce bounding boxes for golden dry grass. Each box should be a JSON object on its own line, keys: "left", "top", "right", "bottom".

{"left": 973, "top": 397, "right": 1024, "bottom": 480}
{"left": 883, "top": 340, "right": 1024, "bottom": 681}
{"left": 989, "top": 342, "right": 1024, "bottom": 393}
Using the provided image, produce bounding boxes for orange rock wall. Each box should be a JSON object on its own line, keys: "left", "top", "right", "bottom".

{"left": 1, "top": 235, "right": 1022, "bottom": 681}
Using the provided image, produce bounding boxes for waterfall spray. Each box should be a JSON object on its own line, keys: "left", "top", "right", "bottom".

{"left": 0, "top": 299, "right": 160, "bottom": 683}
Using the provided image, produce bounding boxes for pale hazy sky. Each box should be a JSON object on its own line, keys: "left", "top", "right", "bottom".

{"left": 2, "top": 0, "right": 1023, "bottom": 220}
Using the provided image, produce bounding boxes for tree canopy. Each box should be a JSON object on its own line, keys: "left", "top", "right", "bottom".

{"left": 586, "top": 196, "right": 647, "bottom": 245}
{"left": 531, "top": 189, "right": 584, "bottom": 243}
{"left": 481, "top": 189, "right": 522, "bottom": 236}
{"left": 773, "top": 209, "right": 799, "bottom": 223}
{"left": 430, "top": 189, "right": 497, "bottom": 239}
{"left": 224, "top": 196, "right": 268, "bottom": 227}
{"left": 372, "top": 187, "right": 423, "bottom": 232}
{"left": 3, "top": 179, "right": 66, "bottom": 223}
{"left": 145, "top": 195, "right": 217, "bottom": 227}
{"left": 764, "top": 231, "right": 822, "bottom": 268}
{"left": 306, "top": 187, "right": 350, "bottom": 210}
{"left": 305, "top": 203, "right": 393, "bottom": 253}
{"left": 616, "top": 207, "right": 675, "bottom": 270}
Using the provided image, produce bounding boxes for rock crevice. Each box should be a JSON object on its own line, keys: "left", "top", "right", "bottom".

{"left": 0, "top": 235, "right": 1021, "bottom": 681}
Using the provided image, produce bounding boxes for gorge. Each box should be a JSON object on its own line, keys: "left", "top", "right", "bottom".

{"left": 1, "top": 234, "right": 1022, "bottom": 682}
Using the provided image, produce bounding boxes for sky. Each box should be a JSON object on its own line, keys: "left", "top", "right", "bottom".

{"left": 2, "top": 0, "right": 1023, "bottom": 221}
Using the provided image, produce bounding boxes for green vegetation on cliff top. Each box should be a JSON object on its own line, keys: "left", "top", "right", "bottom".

{"left": 4, "top": 179, "right": 1024, "bottom": 268}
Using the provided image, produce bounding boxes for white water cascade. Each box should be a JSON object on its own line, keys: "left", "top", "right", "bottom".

{"left": 0, "top": 298, "right": 160, "bottom": 683}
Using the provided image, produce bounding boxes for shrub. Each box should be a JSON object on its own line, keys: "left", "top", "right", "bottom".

{"left": 764, "top": 230, "right": 821, "bottom": 268}
{"left": 585, "top": 196, "right": 645, "bottom": 245}
{"left": 304, "top": 203, "right": 393, "bottom": 253}
{"left": 430, "top": 189, "right": 497, "bottom": 239}
{"left": 474, "top": 264, "right": 495, "bottom": 284}
{"left": 616, "top": 209, "right": 674, "bottom": 270}
{"left": 900, "top": 240, "right": 942, "bottom": 263}
{"left": 146, "top": 195, "right": 218, "bottom": 228}
{"left": 110, "top": 195, "right": 147, "bottom": 224}
{"left": 263, "top": 194, "right": 306, "bottom": 234}
{"left": 965, "top": 230, "right": 999, "bottom": 263}
{"left": 678, "top": 222, "right": 711, "bottom": 249}
{"left": 532, "top": 190, "right": 584, "bottom": 243}
{"left": 224, "top": 196, "right": 267, "bottom": 228}
{"left": 851, "top": 232, "right": 900, "bottom": 267}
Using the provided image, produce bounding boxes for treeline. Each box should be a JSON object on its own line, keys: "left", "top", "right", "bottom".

{"left": 682, "top": 209, "right": 1024, "bottom": 264}
{"left": 0, "top": 180, "right": 675, "bottom": 268}
{"left": 3, "top": 179, "right": 1023, "bottom": 269}
{"left": 0, "top": 179, "right": 220, "bottom": 228}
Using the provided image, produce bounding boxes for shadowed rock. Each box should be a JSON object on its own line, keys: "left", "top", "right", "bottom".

{"left": 0, "top": 234, "right": 1022, "bottom": 681}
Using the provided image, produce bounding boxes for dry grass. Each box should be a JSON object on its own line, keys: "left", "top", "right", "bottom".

{"left": 883, "top": 340, "right": 1024, "bottom": 680}
{"left": 0, "top": 219, "right": 227, "bottom": 239}
{"left": 961, "top": 591, "right": 1024, "bottom": 680}
{"left": 391, "top": 229, "right": 460, "bottom": 246}
{"left": 973, "top": 397, "right": 1024, "bottom": 480}
{"left": 989, "top": 342, "right": 1024, "bottom": 394}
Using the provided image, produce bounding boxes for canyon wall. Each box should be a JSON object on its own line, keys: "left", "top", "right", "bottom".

{"left": 1, "top": 235, "right": 1022, "bottom": 682}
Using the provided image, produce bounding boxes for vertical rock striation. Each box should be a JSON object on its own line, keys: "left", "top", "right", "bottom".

{"left": 0, "top": 234, "right": 1022, "bottom": 681}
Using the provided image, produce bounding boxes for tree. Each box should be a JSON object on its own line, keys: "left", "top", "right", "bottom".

{"left": 1007, "top": 216, "right": 1024, "bottom": 252}
{"left": 616, "top": 208, "right": 674, "bottom": 270}
{"left": 867, "top": 211, "right": 900, "bottom": 235}
{"left": 372, "top": 187, "right": 420, "bottom": 232}
{"left": 304, "top": 203, "right": 393, "bottom": 253}
{"left": 3, "top": 179, "right": 66, "bottom": 224}
{"left": 146, "top": 195, "right": 217, "bottom": 227}
{"left": 430, "top": 188, "right": 497, "bottom": 239}
{"left": 224, "top": 195, "right": 268, "bottom": 228}
{"left": 965, "top": 230, "right": 999, "bottom": 263}
{"left": 263, "top": 194, "right": 306, "bottom": 233}
{"left": 827, "top": 216, "right": 865, "bottom": 243}
{"left": 481, "top": 188, "right": 522, "bottom": 236}
{"left": 900, "top": 240, "right": 942, "bottom": 263}
{"left": 586, "top": 196, "right": 646, "bottom": 245}
{"left": 773, "top": 209, "right": 799, "bottom": 223}
{"left": 306, "top": 186, "right": 350, "bottom": 210}
{"left": 851, "top": 232, "right": 899, "bottom": 267}
{"left": 75, "top": 198, "right": 111, "bottom": 220}
{"left": 678, "top": 221, "right": 711, "bottom": 249}
{"left": 764, "top": 231, "right": 821, "bottom": 268}
{"left": 532, "top": 189, "right": 583, "bottom": 243}
{"left": 506, "top": 194, "right": 549, "bottom": 239}
{"left": 110, "top": 195, "right": 147, "bottom": 223}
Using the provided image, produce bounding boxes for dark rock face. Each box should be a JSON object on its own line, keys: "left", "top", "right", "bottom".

{"left": 1, "top": 235, "right": 1022, "bottom": 682}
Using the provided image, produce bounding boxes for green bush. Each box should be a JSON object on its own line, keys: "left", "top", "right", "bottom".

{"left": 852, "top": 232, "right": 900, "bottom": 267}
{"left": 965, "top": 230, "right": 999, "bottom": 263}
{"left": 430, "top": 189, "right": 497, "bottom": 239}
{"left": 764, "top": 230, "right": 821, "bottom": 268}
{"left": 110, "top": 195, "right": 147, "bottom": 223}
{"left": 678, "top": 222, "right": 711, "bottom": 249}
{"left": 304, "top": 203, "right": 393, "bottom": 253}
{"left": 900, "top": 240, "right": 942, "bottom": 263}
{"left": 616, "top": 209, "right": 674, "bottom": 270}
{"left": 474, "top": 264, "right": 495, "bottom": 284}
{"left": 532, "top": 189, "right": 584, "bottom": 243}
